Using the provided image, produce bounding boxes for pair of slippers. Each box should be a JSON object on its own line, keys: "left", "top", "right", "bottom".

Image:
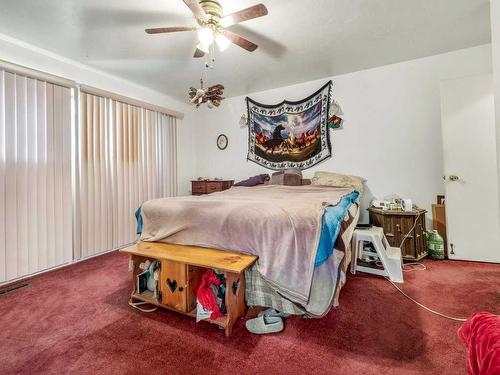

{"left": 246, "top": 308, "right": 289, "bottom": 334}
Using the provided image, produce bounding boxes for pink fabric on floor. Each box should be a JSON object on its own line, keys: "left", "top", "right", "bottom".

{"left": 458, "top": 312, "right": 500, "bottom": 375}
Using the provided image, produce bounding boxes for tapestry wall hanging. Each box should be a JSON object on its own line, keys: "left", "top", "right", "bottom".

{"left": 246, "top": 81, "right": 332, "bottom": 170}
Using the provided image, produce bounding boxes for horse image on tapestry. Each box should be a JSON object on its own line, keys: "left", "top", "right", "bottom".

{"left": 247, "top": 81, "right": 332, "bottom": 170}
{"left": 253, "top": 102, "right": 323, "bottom": 162}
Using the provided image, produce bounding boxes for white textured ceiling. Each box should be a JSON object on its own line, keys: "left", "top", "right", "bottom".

{"left": 0, "top": 0, "right": 491, "bottom": 101}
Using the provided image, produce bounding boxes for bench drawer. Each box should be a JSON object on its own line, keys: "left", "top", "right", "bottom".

{"left": 160, "top": 260, "right": 188, "bottom": 312}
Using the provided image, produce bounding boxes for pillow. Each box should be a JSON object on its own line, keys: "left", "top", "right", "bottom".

{"left": 269, "top": 168, "right": 302, "bottom": 186}
{"left": 234, "top": 174, "right": 270, "bottom": 187}
{"left": 311, "top": 171, "right": 366, "bottom": 193}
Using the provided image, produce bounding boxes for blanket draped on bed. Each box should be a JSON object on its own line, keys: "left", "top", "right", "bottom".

{"left": 246, "top": 200, "right": 359, "bottom": 317}
{"left": 140, "top": 185, "right": 354, "bottom": 305}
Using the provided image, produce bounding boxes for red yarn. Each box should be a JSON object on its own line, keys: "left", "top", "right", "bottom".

{"left": 196, "top": 269, "right": 223, "bottom": 320}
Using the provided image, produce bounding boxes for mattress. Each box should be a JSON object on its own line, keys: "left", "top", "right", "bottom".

{"left": 139, "top": 185, "right": 360, "bottom": 307}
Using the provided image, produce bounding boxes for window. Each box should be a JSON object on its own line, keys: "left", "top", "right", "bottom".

{"left": 0, "top": 65, "right": 179, "bottom": 283}
{"left": 76, "top": 93, "right": 177, "bottom": 258}
{"left": 0, "top": 70, "right": 73, "bottom": 282}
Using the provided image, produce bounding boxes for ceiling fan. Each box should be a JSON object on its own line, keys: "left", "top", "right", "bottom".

{"left": 145, "top": 0, "right": 268, "bottom": 58}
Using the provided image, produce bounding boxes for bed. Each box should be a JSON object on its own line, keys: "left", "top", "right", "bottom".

{"left": 139, "top": 183, "right": 361, "bottom": 317}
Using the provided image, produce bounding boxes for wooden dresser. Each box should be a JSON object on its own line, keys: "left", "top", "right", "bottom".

{"left": 191, "top": 180, "right": 234, "bottom": 195}
{"left": 368, "top": 207, "right": 427, "bottom": 261}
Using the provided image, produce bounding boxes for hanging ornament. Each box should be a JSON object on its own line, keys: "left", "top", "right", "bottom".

{"left": 187, "top": 39, "right": 224, "bottom": 108}
{"left": 329, "top": 99, "right": 344, "bottom": 116}
{"left": 188, "top": 78, "right": 225, "bottom": 108}
{"left": 239, "top": 113, "right": 248, "bottom": 128}
{"left": 328, "top": 98, "right": 344, "bottom": 129}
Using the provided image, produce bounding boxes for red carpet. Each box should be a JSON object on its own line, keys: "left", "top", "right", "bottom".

{"left": 0, "top": 251, "right": 498, "bottom": 375}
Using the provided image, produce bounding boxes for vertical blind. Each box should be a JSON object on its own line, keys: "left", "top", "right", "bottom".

{"left": 0, "top": 68, "right": 179, "bottom": 283}
{"left": 0, "top": 70, "right": 73, "bottom": 283}
{"left": 77, "top": 93, "right": 177, "bottom": 258}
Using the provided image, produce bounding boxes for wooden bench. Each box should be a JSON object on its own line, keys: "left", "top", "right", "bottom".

{"left": 120, "top": 242, "right": 258, "bottom": 336}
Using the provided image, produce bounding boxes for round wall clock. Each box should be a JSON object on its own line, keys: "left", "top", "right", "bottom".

{"left": 217, "top": 134, "right": 228, "bottom": 150}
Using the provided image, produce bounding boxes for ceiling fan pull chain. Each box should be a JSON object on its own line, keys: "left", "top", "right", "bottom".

{"left": 211, "top": 43, "right": 216, "bottom": 68}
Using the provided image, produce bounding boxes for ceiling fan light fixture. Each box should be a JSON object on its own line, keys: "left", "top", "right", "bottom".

{"left": 198, "top": 27, "right": 214, "bottom": 45}
{"left": 215, "top": 34, "right": 231, "bottom": 51}
{"left": 197, "top": 42, "right": 210, "bottom": 53}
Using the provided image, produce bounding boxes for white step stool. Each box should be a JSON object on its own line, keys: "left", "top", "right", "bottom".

{"left": 351, "top": 226, "right": 404, "bottom": 283}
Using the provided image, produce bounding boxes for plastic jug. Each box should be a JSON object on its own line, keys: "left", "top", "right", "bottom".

{"left": 427, "top": 230, "right": 445, "bottom": 260}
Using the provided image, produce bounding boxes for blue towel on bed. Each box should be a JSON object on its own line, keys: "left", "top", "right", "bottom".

{"left": 135, "top": 206, "right": 143, "bottom": 235}
{"left": 134, "top": 191, "right": 359, "bottom": 267}
{"left": 314, "top": 191, "right": 360, "bottom": 267}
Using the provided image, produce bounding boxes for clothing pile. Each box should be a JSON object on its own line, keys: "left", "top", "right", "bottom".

{"left": 196, "top": 269, "right": 226, "bottom": 322}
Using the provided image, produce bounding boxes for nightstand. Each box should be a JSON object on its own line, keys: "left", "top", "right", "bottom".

{"left": 368, "top": 207, "right": 427, "bottom": 261}
{"left": 191, "top": 180, "right": 234, "bottom": 195}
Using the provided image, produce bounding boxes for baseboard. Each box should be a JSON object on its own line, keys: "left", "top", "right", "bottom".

{"left": 0, "top": 242, "right": 134, "bottom": 288}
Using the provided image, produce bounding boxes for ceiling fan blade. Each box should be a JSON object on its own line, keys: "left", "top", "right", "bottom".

{"left": 182, "top": 0, "right": 207, "bottom": 21}
{"left": 221, "top": 4, "right": 268, "bottom": 27}
{"left": 193, "top": 48, "right": 205, "bottom": 58}
{"left": 223, "top": 30, "right": 258, "bottom": 52}
{"left": 145, "top": 26, "right": 196, "bottom": 34}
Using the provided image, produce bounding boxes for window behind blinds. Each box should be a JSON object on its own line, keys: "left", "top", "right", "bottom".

{"left": 76, "top": 93, "right": 177, "bottom": 258}
{"left": 0, "top": 70, "right": 73, "bottom": 282}
{"left": 0, "top": 66, "right": 179, "bottom": 284}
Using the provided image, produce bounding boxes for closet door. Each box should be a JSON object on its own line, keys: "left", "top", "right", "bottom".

{"left": 440, "top": 74, "right": 500, "bottom": 262}
{"left": 0, "top": 71, "right": 73, "bottom": 283}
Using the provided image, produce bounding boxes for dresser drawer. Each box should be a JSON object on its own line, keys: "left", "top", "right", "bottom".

{"left": 191, "top": 180, "right": 234, "bottom": 195}
{"left": 206, "top": 182, "right": 222, "bottom": 193}
{"left": 192, "top": 181, "right": 206, "bottom": 194}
